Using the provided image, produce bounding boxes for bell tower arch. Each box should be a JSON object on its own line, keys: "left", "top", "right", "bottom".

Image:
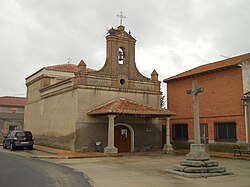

{"left": 97, "top": 25, "right": 148, "bottom": 81}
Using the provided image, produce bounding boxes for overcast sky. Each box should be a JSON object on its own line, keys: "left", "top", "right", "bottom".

{"left": 1, "top": 0, "right": 250, "bottom": 97}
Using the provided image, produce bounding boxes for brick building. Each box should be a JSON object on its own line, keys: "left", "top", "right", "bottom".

{"left": 24, "top": 25, "right": 174, "bottom": 154}
{"left": 164, "top": 53, "right": 250, "bottom": 152}
{"left": 0, "top": 96, "right": 27, "bottom": 141}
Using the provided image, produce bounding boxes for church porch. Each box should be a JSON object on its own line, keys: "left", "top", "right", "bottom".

{"left": 87, "top": 98, "right": 175, "bottom": 155}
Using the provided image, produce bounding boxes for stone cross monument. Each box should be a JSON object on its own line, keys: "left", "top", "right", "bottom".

{"left": 165, "top": 80, "right": 228, "bottom": 178}
{"left": 186, "top": 80, "right": 204, "bottom": 144}
{"left": 186, "top": 80, "right": 209, "bottom": 161}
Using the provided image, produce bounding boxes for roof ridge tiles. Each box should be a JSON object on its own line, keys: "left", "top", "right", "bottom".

{"left": 87, "top": 98, "right": 175, "bottom": 116}
{"left": 164, "top": 52, "right": 250, "bottom": 82}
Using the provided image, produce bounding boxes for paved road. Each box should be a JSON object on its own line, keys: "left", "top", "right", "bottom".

{"left": 0, "top": 150, "right": 91, "bottom": 187}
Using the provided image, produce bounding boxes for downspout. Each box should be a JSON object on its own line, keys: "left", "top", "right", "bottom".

{"left": 242, "top": 96, "right": 249, "bottom": 151}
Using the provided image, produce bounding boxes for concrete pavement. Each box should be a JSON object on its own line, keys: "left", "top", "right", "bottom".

{"left": 30, "top": 145, "right": 250, "bottom": 187}
{"left": 50, "top": 154, "right": 250, "bottom": 187}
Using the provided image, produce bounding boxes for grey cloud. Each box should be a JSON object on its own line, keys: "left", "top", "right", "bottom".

{"left": 0, "top": 0, "right": 250, "bottom": 96}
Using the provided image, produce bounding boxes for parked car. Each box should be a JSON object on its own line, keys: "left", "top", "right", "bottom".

{"left": 2, "top": 131, "right": 34, "bottom": 151}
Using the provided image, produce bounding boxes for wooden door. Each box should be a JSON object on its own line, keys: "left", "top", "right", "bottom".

{"left": 115, "top": 125, "right": 131, "bottom": 153}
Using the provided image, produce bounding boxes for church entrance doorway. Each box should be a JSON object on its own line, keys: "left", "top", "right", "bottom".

{"left": 115, "top": 125, "right": 131, "bottom": 153}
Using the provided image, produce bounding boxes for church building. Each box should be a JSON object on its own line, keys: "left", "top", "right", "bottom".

{"left": 24, "top": 24, "right": 174, "bottom": 154}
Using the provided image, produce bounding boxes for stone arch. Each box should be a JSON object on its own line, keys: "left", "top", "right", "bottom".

{"left": 115, "top": 123, "right": 134, "bottom": 152}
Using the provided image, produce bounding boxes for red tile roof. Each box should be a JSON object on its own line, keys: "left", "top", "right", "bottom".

{"left": 44, "top": 64, "right": 95, "bottom": 73}
{"left": 164, "top": 53, "right": 250, "bottom": 82}
{"left": 0, "top": 96, "right": 27, "bottom": 107}
{"left": 87, "top": 98, "right": 175, "bottom": 116}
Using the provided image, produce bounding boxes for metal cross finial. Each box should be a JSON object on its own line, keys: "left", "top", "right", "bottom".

{"left": 116, "top": 11, "right": 126, "bottom": 25}
{"left": 67, "top": 57, "right": 72, "bottom": 64}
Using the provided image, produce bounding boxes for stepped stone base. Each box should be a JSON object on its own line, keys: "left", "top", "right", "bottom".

{"left": 174, "top": 164, "right": 226, "bottom": 173}
{"left": 165, "top": 169, "right": 231, "bottom": 178}
{"left": 166, "top": 144, "right": 231, "bottom": 178}
{"left": 180, "top": 160, "right": 218, "bottom": 167}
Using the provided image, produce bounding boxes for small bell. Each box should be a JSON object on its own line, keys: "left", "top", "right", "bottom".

{"left": 118, "top": 50, "right": 124, "bottom": 61}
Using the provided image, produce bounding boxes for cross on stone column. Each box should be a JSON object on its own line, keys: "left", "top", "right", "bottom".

{"left": 185, "top": 80, "right": 210, "bottom": 161}
{"left": 166, "top": 80, "right": 227, "bottom": 177}
{"left": 186, "top": 80, "right": 204, "bottom": 144}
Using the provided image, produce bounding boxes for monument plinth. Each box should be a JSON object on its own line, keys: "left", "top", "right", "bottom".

{"left": 186, "top": 144, "right": 210, "bottom": 161}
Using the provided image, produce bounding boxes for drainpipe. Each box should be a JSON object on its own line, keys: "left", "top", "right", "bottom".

{"left": 242, "top": 96, "right": 249, "bottom": 151}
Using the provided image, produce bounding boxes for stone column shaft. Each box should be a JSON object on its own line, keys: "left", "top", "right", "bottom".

{"left": 104, "top": 115, "right": 118, "bottom": 155}
{"left": 243, "top": 100, "right": 249, "bottom": 145}
{"left": 166, "top": 117, "right": 171, "bottom": 145}
{"left": 163, "top": 116, "right": 173, "bottom": 154}
{"left": 193, "top": 92, "right": 201, "bottom": 144}
{"left": 107, "top": 115, "right": 116, "bottom": 147}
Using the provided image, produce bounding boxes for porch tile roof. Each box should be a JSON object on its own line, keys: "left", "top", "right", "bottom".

{"left": 87, "top": 98, "right": 175, "bottom": 116}
{"left": 164, "top": 53, "right": 250, "bottom": 82}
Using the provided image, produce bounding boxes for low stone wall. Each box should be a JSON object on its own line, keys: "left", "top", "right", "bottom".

{"left": 208, "top": 142, "right": 236, "bottom": 153}
{"left": 172, "top": 141, "right": 191, "bottom": 150}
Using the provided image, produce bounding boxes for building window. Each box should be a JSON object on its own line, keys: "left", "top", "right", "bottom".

{"left": 172, "top": 124, "right": 188, "bottom": 140}
{"left": 9, "top": 125, "right": 17, "bottom": 131}
{"left": 214, "top": 122, "right": 237, "bottom": 142}
{"left": 120, "top": 79, "right": 125, "bottom": 85}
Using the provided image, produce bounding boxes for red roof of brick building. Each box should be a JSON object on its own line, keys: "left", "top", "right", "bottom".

{"left": 164, "top": 53, "right": 250, "bottom": 82}
{"left": 88, "top": 98, "right": 175, "bottom": 116}
{"left": 0, "top": 96, "right": 27, "bottom": 107}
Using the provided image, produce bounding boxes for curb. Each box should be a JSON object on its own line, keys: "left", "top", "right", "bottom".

{"left": 29, "top": 155, "right": 106, "bottom": 159}
{"left": 33, "top": 148, "right": 57, "bottom": 155}
{"left": 174, "top": 150, "right": 250, "bottom": 161}
{"left": 32, "top": 146, "right": 106, "bottom": 159}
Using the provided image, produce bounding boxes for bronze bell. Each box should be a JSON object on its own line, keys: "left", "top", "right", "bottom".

{"left": 118, "top": 50, "right": 124, "bottom": 61}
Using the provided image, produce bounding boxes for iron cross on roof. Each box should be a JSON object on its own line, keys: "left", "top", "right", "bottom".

{"left": 67, "top": 57, "right": 72, "bottom": 64}
{"left": 117, "top": 11, "right": 126, "bottom": 25}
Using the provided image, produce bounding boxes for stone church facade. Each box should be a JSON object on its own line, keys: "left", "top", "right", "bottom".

{"left": 24, "top": 25, "right": 174, "bottom": 154}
